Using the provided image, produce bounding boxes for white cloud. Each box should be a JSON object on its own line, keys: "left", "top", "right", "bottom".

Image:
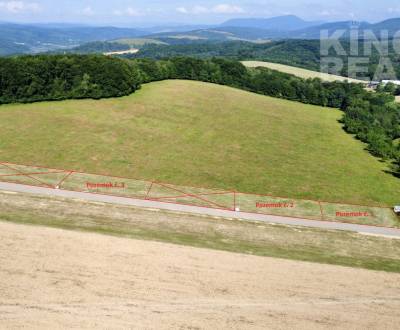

{"left": 192, "top": 5, "right": 208, "bottom": 14}
{"left": 176, "top": 7, "right": 188, "bottom": 14}
{"left": 176, "top": 3, "right": 245, "bottom": 15}
{"left": 212, "top": 4, "right": 244, "bottom": 14}
{"left": 126, "top": 7, "right": 141, "bottom": 16}
{"left": 81, "top": 6, "right": 94, "bottom": 16}
{"left": 0, "top": 1, "right": 40, "bottom": 13}
{"left": 318, "top": 9, "right": 336, "bottom": 17}
{"left": 113, "top": 7, "right": 142, "bottom": 17}
{"left": 388, "top": 7, "right": 400, "bottom": 14}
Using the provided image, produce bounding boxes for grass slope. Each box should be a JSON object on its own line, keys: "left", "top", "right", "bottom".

{"left": 0, "top": 80, "right": 398, "bottom": 205}
{"left": 2, "top": 191, "right": 400, "bottom": 273}
{"left": 242, "top": 61, "right": 367, "bottom": 84}
{"left": 114, "top": 38, "right": 168, "bottom": 47}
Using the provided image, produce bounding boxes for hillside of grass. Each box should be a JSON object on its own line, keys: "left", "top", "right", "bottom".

{"left": 114, "top": 38, "right": 167, "bottom": 47}
{"left": 242, "top": 61, "right": 367, "bottom": 84}
{"left": 0, "top": 80, "right": 399, "bottom": 205}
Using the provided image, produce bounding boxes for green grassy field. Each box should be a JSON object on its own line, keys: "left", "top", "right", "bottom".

{"left": 1, "top": 162, "right": 397, "bottom": 226}
{"left": 114, "top": 38, "right": 168, "bottom": 47}
{"left": 242, "top": 61, "right": 367, "bottom": 84}
{"left": 0, "top": 80, "right": 399, "bottom": 206}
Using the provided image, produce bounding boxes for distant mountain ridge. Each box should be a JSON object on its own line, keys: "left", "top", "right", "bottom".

{"left": 144, "top": 16, "right": 400, "bottom": 43}
{"left": 2, "top": 16, "right": 400, "bottom": 56}
{"left": 293, "top": 18, "right": 400, "bottom": 39}
{"left": 0, "top": 23, "right": 147, "bottom": 55}
{"left": 221, "top": 15, "right": 322, "bottom": 31}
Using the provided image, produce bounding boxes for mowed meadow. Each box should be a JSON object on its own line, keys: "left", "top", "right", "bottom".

{"left": 242, "top": 61, "right": 367, "bottom": 84}
{"left": 0, "top": 80, "right": 399, "bottom": 206}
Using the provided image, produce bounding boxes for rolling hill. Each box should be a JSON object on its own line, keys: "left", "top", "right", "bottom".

{"left": 138, "top": 16, "right": 319, "bottom": 42}
{"left": 114, "top": 38, "right": 168, "bottom": 47}
{"left": 0, "top": 80, "right": 398, "bottom": 206}
{"left": 49, "top": 39, "right": 167, "bottom": 55}
{"left": 3, "top": 16, "right": 400, "bottom": 56}
{"left": 142, "top": 17, "right": 400, "bottom": 43}
{"left": 293, "top": 18, "right": 400, "bottom": 39}
{"left": 142, "top": 27, "right": 280, "bottom": 43}
{"left": 221, "top": 15, "right": 322, "bottom": 31}
{"left": 0, "top": 23, "right": 146, "bottom": 55}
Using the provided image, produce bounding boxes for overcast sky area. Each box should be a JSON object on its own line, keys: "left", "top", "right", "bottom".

{"left": 1, "top": 0, "right": 400, "bottom": 26}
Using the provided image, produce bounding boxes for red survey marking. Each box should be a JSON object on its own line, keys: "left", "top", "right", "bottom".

{"left": 145, "top": 181, "right": 154, "bottom": 200}
{"left": 0, "top": 170, "right": 66, "bottom": 177}
{"left": 86, "top": 182, "right": 125, "bottom": 189}
{"left": 0, "top": 160, "right": 395, "bottom": 229}
{"left": 319, "top": 201, "right": 324, "bottom": 220}
{"left": 256, "top": 202, "right": 295, "bottom": 208}
{"left": 0, "top": 162, "right": 55, "bottom": 188}
{"left": 149, "top": 181, "right": 234, "bottom": 210}
{"left": 56, "top": 171, "right": 74, "bottom": 188}
{"left": 150, "top": 190, "right": 233, "bottom": 200}
{"left": 336, "top": 211, "right": 370, "bottom": 217}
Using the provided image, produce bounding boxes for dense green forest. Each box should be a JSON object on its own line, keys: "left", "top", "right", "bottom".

{"left": 0, "top": 55, "right": 141, "bottom": 103}
{"left": 58, "top": 38, "right": 400, "bottom": 81}
{"left": 130, "top": 39, "right": 400, "bottom": 81}
{"left": 0, "top": 54, "right": 399, "bottom": 174}
{"left": 132, "top": 40, "right": 321, "bottom": 69}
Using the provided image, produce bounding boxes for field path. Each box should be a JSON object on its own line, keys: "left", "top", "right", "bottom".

{"left": 0, "top": 181, "right": 399, "bottom": 238}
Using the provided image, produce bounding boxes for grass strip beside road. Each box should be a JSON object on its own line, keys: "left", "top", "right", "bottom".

{"left": 1, "top": 190, "right": 400, "bottom": 273}
{"left": 0, "top": 163, "right": 398, "bottom": 227}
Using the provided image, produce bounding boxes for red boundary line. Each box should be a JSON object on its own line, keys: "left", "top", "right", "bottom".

{"left": 0, "top": 170, "right": 66, "bottom": 177}
{"left": 0, "top": 178, "right": 232, "bottom": 212}
{"left": 0, "top": 160, "right": 394, "bottom": 211}
{"left": 0, "top": 162, "right": 54, "bottom": 188}
{"left": 145, "top": 181, "right": 154, "bottom": 200}
{"left": 151, "top": 195, "right": 233, "bottom": 208}
{"left": 319, "top": 201, "right": 324, "bottom": 220}
{"left": 0, "top": 177, "right": 398, "bottom": 231}
{"left": 152, "top": 181, "right": 234, "bottom": 211}
{"left": 148, "top": 190, "right": 233, "bottom": 200}
{"left": 236, "top": 191, "right": 388, "bottom": 209}
{"left": 0, "top": 161, "right": 228, "bottom": 194}
{"left": 57, "top": 171, "right": 74, "bottom": 188}
{"left": 241, "top": 198, "right": 378, "bottom": 220}
{"left": 149, "top": 190, "right": 237, "bottom": 213}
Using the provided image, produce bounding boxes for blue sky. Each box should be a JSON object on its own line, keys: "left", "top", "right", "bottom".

{"left": 1, "top": 0, "right": 400, "bottom": 26}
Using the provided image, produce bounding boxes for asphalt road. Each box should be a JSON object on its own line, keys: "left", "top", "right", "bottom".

{"left": 1, "top": 181, "right": 400, "bottom": 238}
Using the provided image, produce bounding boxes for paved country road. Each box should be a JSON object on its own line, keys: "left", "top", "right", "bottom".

{"left": 1, "top": 181, "right": 400, "bottom": 238}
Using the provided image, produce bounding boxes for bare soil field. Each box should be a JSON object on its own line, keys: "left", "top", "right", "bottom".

{"left": 1, "top": 221, "right": 400, "bottom": 329}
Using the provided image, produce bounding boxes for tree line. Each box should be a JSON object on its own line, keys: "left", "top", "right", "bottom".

{"left": 0, "top": 54, "right": 399, "bottom": 174}
{"left": 0, "top": 55, "right": 141, "bottom": 103}
{"left": 131, "top": 39, "right": 400, "bottom": 81}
